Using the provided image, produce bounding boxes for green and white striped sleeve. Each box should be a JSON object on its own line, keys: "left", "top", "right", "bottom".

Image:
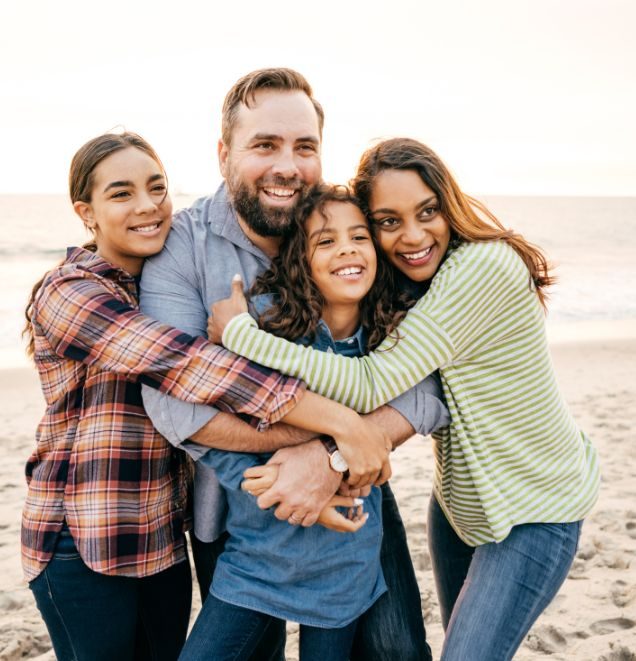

{"left": 223, "top": 309, "right": 453, "bottom": 412}
{"left": 222, "top": 242, "right": 524, "bottom": 412}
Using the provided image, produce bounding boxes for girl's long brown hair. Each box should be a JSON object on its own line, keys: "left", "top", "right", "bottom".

{"left": 250, "top": 184, "right": 416, "bottom": 350}
{"left": 23, "top": 132, "right": 165, "bottom": 358}
{"left": 352, "top": 138, "right": 555, "bottom": 310}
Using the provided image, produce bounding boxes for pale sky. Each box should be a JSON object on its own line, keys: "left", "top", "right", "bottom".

{"left": 1, "top": 0, "right": 635, "bottom": 196}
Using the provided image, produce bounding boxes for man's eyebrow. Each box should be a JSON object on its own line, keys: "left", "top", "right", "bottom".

{"left": 250, "top": 133, "right": 281, "bottom": 142}
{"left": 295, "top": 136, "right": 319, "bottom": 145}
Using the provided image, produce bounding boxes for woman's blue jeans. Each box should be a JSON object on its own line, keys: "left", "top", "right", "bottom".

{"left": 29, "top": 527, "right": 192, "bottom": 661}
{"left": 179, "top": 594, "right": 358, "bottom": 661}
{"left": 428, "top": 496, "right": 582, "bottom": 660}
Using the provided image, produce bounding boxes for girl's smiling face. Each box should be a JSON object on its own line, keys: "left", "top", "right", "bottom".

{"left": 369, "top": 169, "right": 450, "bottom": 283}
{"left": 306, "top": 201, "right": 377, "bottom": 322}
{"left": 74, "top": 146, "right": 172, "bottom": 275}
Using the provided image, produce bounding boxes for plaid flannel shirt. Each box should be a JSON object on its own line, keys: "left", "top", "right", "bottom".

{"left": 21, "top": 247, "right": 304, "bottom": 581}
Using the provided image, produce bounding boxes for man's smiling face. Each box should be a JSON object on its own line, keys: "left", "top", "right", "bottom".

{"left": 219, "top": 89, "right": 322, "bottom": 238}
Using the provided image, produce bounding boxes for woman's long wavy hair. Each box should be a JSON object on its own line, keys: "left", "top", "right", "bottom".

{"left": 23, "top": 132, "right": 165, "bottom": 358}
{"left": 352, "top": 138, "right": 555, "bottom": 310}
{"left": 250, "top": 184, "right": 416, "bottom": 350}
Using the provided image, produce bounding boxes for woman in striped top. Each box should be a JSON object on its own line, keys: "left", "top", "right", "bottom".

{"left": 210, "top": 138, "right": 600, "bottom": 660}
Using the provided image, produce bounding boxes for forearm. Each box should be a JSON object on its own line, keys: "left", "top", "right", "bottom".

{"left": 223, "top": 310, "right": 450, "bottom": 412}
{"left": 281, "top": 390, "right": 358, "bottom": 435}
{"left": 364, "top": 405, "right": 415, "bottom": 450}
{"left": 190, "top": 412, "right": 315, "bottom": 452}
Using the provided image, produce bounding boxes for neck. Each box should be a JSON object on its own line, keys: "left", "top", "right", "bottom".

{"left": 321, "top": 304, "right": 361, "bottom": 340}
{"left": 236, "top": 216, "right": 282, "bottom": 258}
{"left": 95, "top": 248, "right": 142, "bottom": 276}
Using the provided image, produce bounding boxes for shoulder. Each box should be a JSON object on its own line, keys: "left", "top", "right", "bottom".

{"left": 439, "top": 241, "right": 526, "bottom": 283}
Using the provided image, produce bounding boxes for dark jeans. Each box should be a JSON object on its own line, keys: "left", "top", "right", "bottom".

{"left": 29, "top": 527, "right": 192, "bottom": 661}
{"left": 190, "top": 531, "right": 286, "bottom": 661}
{"left": 179, "top": 594, "right": 357, "bottom": 661}
{"left": 191, "top": 482, "right": 431, "bottom": 661}
{"left": 428, "top": 495, "right": 582, "bottom": 660}
{"left": 351, "top": 482, "right": 431, "bottom": 661}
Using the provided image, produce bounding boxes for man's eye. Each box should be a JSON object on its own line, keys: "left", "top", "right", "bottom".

{"left": 298, "top": 144, "right": 317, "bottom": 153}
{"left": 256, "top": 143, "right": 274, "bottom": 150}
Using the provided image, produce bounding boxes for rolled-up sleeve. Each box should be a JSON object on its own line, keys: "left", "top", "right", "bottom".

{"left": 387, "top": 373, "right": 450, "bottom": 436}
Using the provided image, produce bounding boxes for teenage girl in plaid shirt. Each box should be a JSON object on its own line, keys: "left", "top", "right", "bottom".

{"left": 22, "top": 132, "right": 391, "bottom": 660}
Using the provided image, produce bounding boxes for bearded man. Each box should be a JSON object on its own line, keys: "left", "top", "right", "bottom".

{"left": 140, "top": 68, "right": 440, "bottom": 661}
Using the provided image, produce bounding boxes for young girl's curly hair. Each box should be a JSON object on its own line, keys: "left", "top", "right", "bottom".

{"left": 250, "top": 184, "right": 416, "bottom": 350}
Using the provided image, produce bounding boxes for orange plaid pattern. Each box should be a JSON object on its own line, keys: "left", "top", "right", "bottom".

{"left": 22, "top": 248, "right": 304, "bottom": 581}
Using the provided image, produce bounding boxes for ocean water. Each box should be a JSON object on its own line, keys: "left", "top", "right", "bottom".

{"left": 1, "top": 194, "right": 635, "bottom": 367}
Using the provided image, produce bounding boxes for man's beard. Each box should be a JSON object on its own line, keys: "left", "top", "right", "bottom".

{"left": 229, "top": 176, "right": 311, "bottom": 238}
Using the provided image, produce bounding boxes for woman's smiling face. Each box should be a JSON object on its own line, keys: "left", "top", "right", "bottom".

{"left": 369, "top": 169, "right": 450, "bottom": 283}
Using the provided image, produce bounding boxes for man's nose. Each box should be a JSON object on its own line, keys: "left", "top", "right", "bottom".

{"left": 271, "top": 147, "right": 300, "bottom": 179}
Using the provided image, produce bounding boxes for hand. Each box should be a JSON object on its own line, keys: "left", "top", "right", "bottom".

{"left": 208, "top": 274, "right": 248, "bottom": 344}
{"left": 251, "top": 440, "right": 341, "bottom": 526}
{"left": 337, "top": 483, "right": 372, "bottom": 498}
{"left": 317, "top": 496, "right": 368, "bottom": 533}
{"left": 241, "top": 464, "right": 278, "bottom": 497}
{"left": 332, "top": 415, "right": 392, "bottom": 489}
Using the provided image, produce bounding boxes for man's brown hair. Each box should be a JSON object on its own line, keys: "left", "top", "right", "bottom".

{"left": 221, "top": 68, "right": 324, "bottom": 146}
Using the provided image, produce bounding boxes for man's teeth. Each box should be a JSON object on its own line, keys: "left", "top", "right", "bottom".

{"left": 132, "top": 223, "right": 159, "bottom": 233}
{"left": 264, "top": 187, "right": 295, "bottom": 198}
{"left": 403, "top": 246, "right": 432, "bottom": 260}
{"left": 334, "top": 267, "right": 362, "bottom": 276}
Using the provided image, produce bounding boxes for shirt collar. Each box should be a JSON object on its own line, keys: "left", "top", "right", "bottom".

{"left": 314, "top": 319, "right": 367, "bottom": 354}
{"left": 65, "top": 246, "right": 137, "bottom": 286}
{"left": 197, "top": 183, "right": 271, "bottom": 261}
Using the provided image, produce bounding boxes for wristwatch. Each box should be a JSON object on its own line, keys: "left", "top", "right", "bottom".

{"left": 319, "top": 436, "right": 349, "bottom": 474}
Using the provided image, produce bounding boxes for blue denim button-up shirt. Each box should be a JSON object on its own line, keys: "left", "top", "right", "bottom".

{"left": 199, "top": 315, "right": 386, "bottom": 628}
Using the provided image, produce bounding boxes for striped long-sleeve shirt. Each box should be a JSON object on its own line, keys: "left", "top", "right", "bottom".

{"left": 222, "top": 241, "right": 600, "bottom": 545}
{"left": 22, "top": 247, "right": 303, "bottom": 581}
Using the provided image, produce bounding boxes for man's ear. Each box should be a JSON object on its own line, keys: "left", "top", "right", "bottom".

{"left": 73, "top": 200, "right": 96, "bottom": 230}
{"left": 218, "top": 139, "right": 229, "bottom": 178}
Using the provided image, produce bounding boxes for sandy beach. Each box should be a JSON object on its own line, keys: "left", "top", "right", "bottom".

{"left": 1, "top": 327, "right": 635, "bottom": 660}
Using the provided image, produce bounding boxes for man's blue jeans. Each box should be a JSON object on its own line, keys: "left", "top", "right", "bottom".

{"left": 428, "top": 495, "right": 582, "bottom": 661}
{"left": 191, "top": 482, "right": 430, "bottom": 661}
{"left": 179, "top": 594, "right": 358, "bottom": 661}
{"left": 29, "top": 527, "right": 192, "bottom": 660}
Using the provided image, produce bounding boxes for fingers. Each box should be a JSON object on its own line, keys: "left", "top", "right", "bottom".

{"left": 231, "top": 274, "right": 248, "bottom": 310}
{"left": 337, "top": 484, "right": 372, "bottom": 498}
{"left": 300, "top": 511, "right": 320, "bottom": 527}
{"left": 318, "top": 507, "right": 369, "bottom": 533}
{"left": 375, "top": 459, "right": 392, "bottom": 486}
{"left": 327, "top": 495, "right": 364, "bottom": 508}
{"left": 346, "top": 468, "right": 381, "bottom": 489}
{"left": 231, "top": 272, "right": 244, "bottom": 294}
{"left": 241, "top": 465, "right": 278, "bottom": 495}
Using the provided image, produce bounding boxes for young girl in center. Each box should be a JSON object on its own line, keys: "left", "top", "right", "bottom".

{"left": 181, "top": 185, "right": 447, "bottom": 660}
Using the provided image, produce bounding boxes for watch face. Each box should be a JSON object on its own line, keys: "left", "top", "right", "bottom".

{"left": 330, "top": 450, "right": 349, "bottom": 473}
